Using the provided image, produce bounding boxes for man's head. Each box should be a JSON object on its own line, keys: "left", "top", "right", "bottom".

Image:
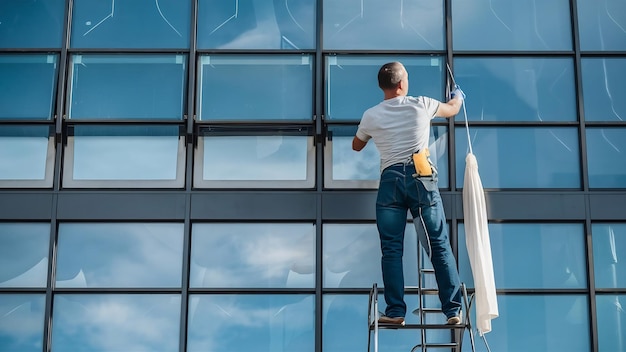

{"left": 378, "top": 62, "right": 408, "bottom": 97}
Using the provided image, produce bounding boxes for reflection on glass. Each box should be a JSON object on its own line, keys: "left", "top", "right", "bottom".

{"left": 197, "top": 0, "right": 315, "bottom": 49}
{"left": 197, "top": 55, "right": 313, "bottom": 120}
{"left": 452, "top": 0, "right": 571, "bottom": 50}
{"left": 323, "top": 223, "right": 421, "bottom": 288}
{"left": 0, "top": 223, "right": 50, "bottom": 288}
{"left": 586, "top": 128, "right": 626, "bottom": 188}
{"left": 0, "top": 294, "right": 45, "bottom": 352}
{"left": 577, "top": 0, "right": 626, "bottom": 51}
{"left": 454, "top": 57, "right": 576, "bottom": 121}
{"left": 51, "top": 294, "right": 180, "bottom": 351}
{"left": 581, "top": 58, "right": 626, "bottom": 122}
{"left": 64, "top": 125, "right": 185, "bottom": 188}
{"left": 68, "top": 54, "right": 186, "bottom": 119}
{"left": 459, "top": 295, "right": 589, "bottom": 352}
{"left": 71, "top": 0, "right": 190, "bottom": 48}
{"left": 596, "top": 294, "right": 626, "bottom": 352}
{"left": 191, "top": 223, "right": 315, "bottom": 288}
{"left": 0, "top": 54, "right": 58, "bottom": 120}
{"left": 56, "top": 223, "right": 183, "bottom": 288}
{"left": 195, "top": 135, "right": 314, "bottom": 188}
{"left": 458, "top": 223, "right": 586, "bottom": 289}
{"left": 325, "top": 125, "right": 448, "bottom": 188}
{"left": 0, "top": 0, "right": 65, "bottom": 48}
{"left": 592, "top": 224, "right": 626, "bottom": 288}
{"left": 323, "top": 0, "right": 444, "bottom": 50}
{"left": 0, "top": 126, "right": 55, "bottom": 187}
{"left": 455, "top": 127, "right": 580, "bottom": 189}
{"left": 326, "top": 56, "right": 444, "bottom": 121}
{"left": 188, "top": 294, "right": 314, "bottom": 352}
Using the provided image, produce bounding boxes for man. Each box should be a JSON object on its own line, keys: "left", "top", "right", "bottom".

{"left": 352, "top": 61, "right": 465, "bottom": 326}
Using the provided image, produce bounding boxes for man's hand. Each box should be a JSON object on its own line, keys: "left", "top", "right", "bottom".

{"left": 451, "top": 85, "right": 466, "bottom": 101}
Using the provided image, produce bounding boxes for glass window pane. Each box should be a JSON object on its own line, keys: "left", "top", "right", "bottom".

{"left": 592, "top": 224, "right": 626, "bottom": 288}
{"left": 323, "top": 223, "right": 419, "bottom": 288}
{"left": 456, "top": 127, "right": 580, "bottom": 189}
{"left": 51, "top": 294, "right": 180, "bottom": 351}
{"left": 63, "top": 125, "right": 185, "bottom": 188}
{"left": 323, "top": 0, "right": 444, "bottom": 50}
{"left": 68, "top": 54, "right": 186, "bottom": 120}
{"left": 596, "top": 294, "right": 626, "bottom": 352}
{"left": 191, "top": 223, "right": 315, "bottom": 288}
{"left": 0, "top": 223, "right": 50, "bottom": 288}
{"left": 586, "top": 127, "right": 626, "bottom": 188}
{"left": 0, "top": 294, "right": 45, "bottom": 352}
{"left": 197, "top": 0, "right": 315, "bottom": 49}
{"left": 187, "top": 294, "right": 314, "bottom": 352}
{"left": 326, "top": 56, "right": 445, "bottom": 121}
{"left": 194, "top": 134, "right": 314, "bottom": 188}
{"left": 0, "top": 0, "right": 65, "bottom": 48}
{"left": 0, "top": 54, "right": 58, "bottom": 120}
{"left": 71, "top": 0, "right": 190, "bottom": 48}
{"left": 0, "top": 126, "right": 55, "bottom": 188}
{"left": 461, "top": 295, "right": 590, "bottom": 352}
{"left": 454, "top": 57, "right": 576, "bottom": 122}
{"left": 56, "top": 223, "right": 183, "bottom": 288}
{"left": 452, "top": 0, "right": 572, "bottom": 51}
{"left": 459, "top": 223, "right": 587, "bottom": 289}
{"left": 197, "top": 55, "right": 313, "bottom": 121}
{"left": 325, "top": 125, "right": 448, "bottom": 188}
{"left": 577, "top": 0, "right": 626, "bottom": 51}
{"left": 582, "top": 58, "right": 626, "bottom": 122}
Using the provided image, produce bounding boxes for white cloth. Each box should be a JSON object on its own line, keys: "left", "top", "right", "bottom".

{"left": 463, "top": 153, "right": 498, "bottom": 335}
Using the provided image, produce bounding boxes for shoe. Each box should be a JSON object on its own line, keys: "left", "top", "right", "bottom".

{"left": 446, "top": 311, "right": 462, "bottom": 325}
{"left": 378, "top": 315, "right": 405, "bottom": 326}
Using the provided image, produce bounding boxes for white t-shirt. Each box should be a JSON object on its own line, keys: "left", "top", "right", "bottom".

{"left": 356, "top": 95, "right": 440, "bottom": 172}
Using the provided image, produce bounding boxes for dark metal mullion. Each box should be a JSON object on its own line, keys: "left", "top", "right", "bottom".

{"left": 314, "top": 1, "right": 324, "bottom": 352}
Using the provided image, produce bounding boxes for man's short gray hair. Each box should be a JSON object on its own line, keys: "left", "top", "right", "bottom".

{"left": 378, "top": 62, "right": 405, "bottom": 90}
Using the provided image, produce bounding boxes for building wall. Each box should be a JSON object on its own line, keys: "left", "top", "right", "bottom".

{"left": 0, "top": 0, "right": 625, "bottom": 351}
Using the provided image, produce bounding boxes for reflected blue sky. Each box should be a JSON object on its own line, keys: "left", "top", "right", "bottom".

{"left": 577, "top": 0, "right": 626, "bottom": 51}
{"left": 191, "top": 223, "right": 315, "bottom": 288}
{"left": 0, "top": 294, "right": 45, "bottom": 352}
{"left": 0, "top": 136, "right": 50, "bottom": 181}
{"left": 592, "top": 224, "right": 626, "bottom": 288}
{"left": 581, "top": 58, "right": 626, "bottom": 122}
{"left": 587, "top": 128, "right": 626, "bottom": 188}
{"left": 52, "top": 294, "right": 180, "bottom": 352}
{"left": 0, "top": 0, "right": 65, "bottom": 48}
{"left": 596, "top": 294, "right": 626, "bottom": 351}
{"left": 56, "top": 223, "right": 183, "bottom": 288}
{"left": 0, "top": 223, "right": 50, "bottom": 288}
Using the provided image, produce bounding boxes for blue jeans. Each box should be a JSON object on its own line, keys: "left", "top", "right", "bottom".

{"left": 376, "top": 163, "right": 462, "bottom": 319}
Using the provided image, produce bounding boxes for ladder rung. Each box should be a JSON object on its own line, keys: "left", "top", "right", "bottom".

{"left": 420, "top": 268, "right": 435, "bottom": 274}
{"left": 412, "top": 342, "right": 459, "bottom": 348}
{"left": 371, "top": 323, "right": 466, "bottom": 330}
{"left": 412, "top": 307, "right": 442, "bottom": 315}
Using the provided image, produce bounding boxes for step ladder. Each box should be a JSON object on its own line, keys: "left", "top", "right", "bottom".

{"left": 367, "top": 242, "right": 476, "bottom": 352}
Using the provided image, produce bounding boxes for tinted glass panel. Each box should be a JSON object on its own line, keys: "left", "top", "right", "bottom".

{"left": 581, "top": 58, "right": 626, "bottom": 122}
{"left": 0, "top": 223, "right": 49, "bottom": 288}
{"left": 63, "top": 125, "right": 185, "bottom": 188}
{"left": 197, "top": 55, "right": 313, "bottom": 121}
{"left": 68, "top": 54, "right": 186, "bottom": 119}
{"left": 0, "top": 0, "right": 65, "bottom": 48}
{"left": 0, "top": 294, "right": 45, "bottom": 352}
{"left": 592, "top": 224, "right": 626, "bottom": 288}
{"left": 459, "top": 223, "right": 587, "bottom": 289}
{"left": 455, "top": 127, "right": 580, "bottom": 189}
{"left": 460, "top": 295, "right": 590, "bottom": 352}
{"left": 577, "top": 0, "right": 626, "bottom": 51}
{"left": 187, "top": 294, "right": 314, "bottom": 352}
{"left": 323, "top": 0, "right": 444, "bottom": 50}
{"left": 195, "top": 134, "right": 314, "bottom": 188}
{"left": 56, "top": 223, "right": 183, "bottom": 288}
{"left": 0, "top": 54, "right": 58, "bottom": 120}
{"left": 586, "top": 127, "right": 626, "bottom": 188}
{"left": 191, "top": 223, "right": 315, "bottom": 288}
{"left": 454, "top": 57, "right": 576, "bottom": 121}
{"left": 323, "top": 223, "right": 420, "bottom": 288}
{"left": 51, "top": 294, "right": 180, "bottom": 351}
{"left": 0, "top": 126, "right": 54, "bottom": 187}
{"left": 197, "top": 0, "right": 315, "bottom": 49}
{"left": 71, "top": 0, "right": 190, "bottom": 48}
{"left": 452, "top": 0, "right": 571, "bottom": 51}
{"left": 325, "top": 125, "right": 448, "bottom": 188}
{"left": 596, "top": 295, "right": 626, "bottom": 352}
{"left": 326, "top": 56, "right": 445, "bottom": 121}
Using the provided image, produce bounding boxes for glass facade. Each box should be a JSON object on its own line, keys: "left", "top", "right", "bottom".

{"left": 1, "top": 0, "right": 625, "bottom": 351}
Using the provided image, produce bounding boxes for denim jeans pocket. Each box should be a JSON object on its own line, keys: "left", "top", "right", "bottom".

{"left": 376, "top": 178, "right": 399, "bottom": 207}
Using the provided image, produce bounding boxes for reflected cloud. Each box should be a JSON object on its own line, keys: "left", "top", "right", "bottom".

{"left": 0, "top": 296, "right": 45, "bottom": 349}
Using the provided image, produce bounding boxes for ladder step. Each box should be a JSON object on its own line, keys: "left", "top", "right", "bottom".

{"left": 421, "top": 268, "right": 435, "bottom": 273}
{"left": 412, "top": 342, "right": 459, "bottom": 348}
{"left": 412, "top": 307, "right": 443, "bottom": 315}
{"left": 371, "top": 323, "right": 466, "bottom": 330}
